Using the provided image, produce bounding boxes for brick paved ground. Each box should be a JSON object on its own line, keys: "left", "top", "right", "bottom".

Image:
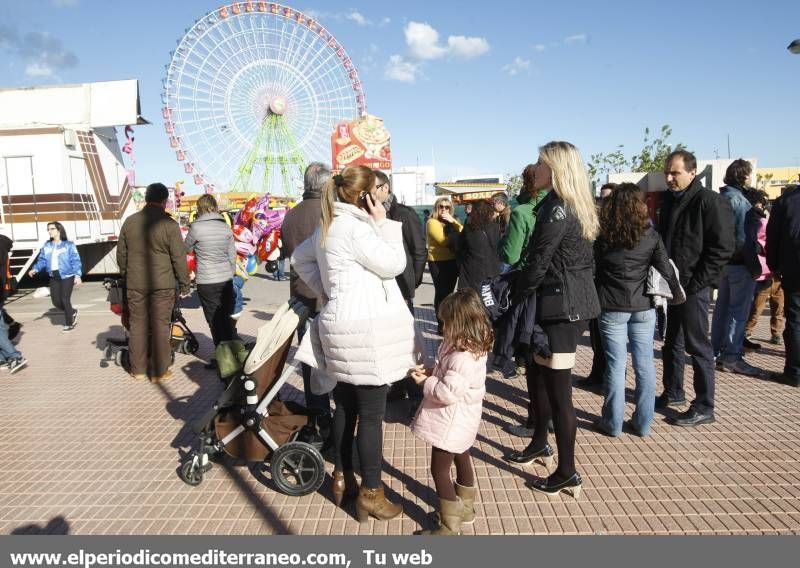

{"left": 0, "top": 272, "right": 798, "bottom": 535}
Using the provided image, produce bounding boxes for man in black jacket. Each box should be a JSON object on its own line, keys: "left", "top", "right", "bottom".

{"left": 657, "top": 150, "right": 735, "bottom": 426}
{"left": 374, "top": 170, "right": 427, "bottom": 406}
{"left": 766, "top": 184, "right": 800, "bottom": 387}
{"left": 374, "top": 171, "right": 427, "bottom": 312}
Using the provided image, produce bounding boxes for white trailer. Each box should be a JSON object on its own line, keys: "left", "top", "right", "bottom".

{"left": 0, "top": 79, "right": 148, "bottom": 277}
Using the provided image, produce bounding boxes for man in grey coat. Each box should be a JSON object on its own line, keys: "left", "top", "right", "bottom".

{"left": 281, "top": 162, "right": 331, "bottom": 412}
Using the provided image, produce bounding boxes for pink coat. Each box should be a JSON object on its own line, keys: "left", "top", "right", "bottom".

{"left": 755, "top": 215, "right": 770, "bottom": 281}
{"left": 411, "top": 344, "right": 487, "bottom": 454}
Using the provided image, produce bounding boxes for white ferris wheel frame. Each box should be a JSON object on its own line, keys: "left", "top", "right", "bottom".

{"left": 162, "top": 2, "right": 367, "bottom": 193}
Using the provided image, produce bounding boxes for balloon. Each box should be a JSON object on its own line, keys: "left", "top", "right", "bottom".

{"left": 235, "top": 257, "right": 250, "bottom": 280}
{"left": 186, "top": 252, "right": 196, "bottom": 272}
{"left": 238, "top": 197, "right": 258, "bottom": 226}
{"left": 257, "top": 229, "right": 280, "bottom": 261}
{"left": 232, "top": 224, "right": 253, "bottom": 243}
{"left": 246, "top": 254, "right": 259, "bottom": 275}
{"left": 235, "top": 241, "right": 256, "bottom": 258}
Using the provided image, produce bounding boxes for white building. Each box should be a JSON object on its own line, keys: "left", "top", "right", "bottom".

{"left": 0, "top": 80, "right": 147, "bottom": 276}
{"left": 391, "top": 165, "right": 436, "bottom": 206}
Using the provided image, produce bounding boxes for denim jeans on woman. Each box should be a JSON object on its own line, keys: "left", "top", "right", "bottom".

{"left": 598, "top": 309, "right": 656, "bottom": 436}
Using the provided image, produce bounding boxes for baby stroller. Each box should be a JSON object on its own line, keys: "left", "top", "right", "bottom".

{"left": 102, "top": 277, "right": 199, "bottom": 369}
{"left": 178, "top": 299, "right": 326, "bottom": 497}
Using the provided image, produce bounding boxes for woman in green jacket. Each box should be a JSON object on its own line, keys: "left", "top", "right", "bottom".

{"left": 499, "top": 164, "right": 549, "bottom": 272}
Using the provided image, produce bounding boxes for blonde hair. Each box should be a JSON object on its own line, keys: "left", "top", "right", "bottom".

{"left": 439, "top": 289, "right": 494, "bottom": 357}
{"left": 431, "top": 197, "right": 454, "bottom": 221}
{"left": 320, "top": 165, "right": 376, "bottom": 246}
{"left": 539, "top": 141, "right": 599, "bottom": 241}
{"left": 196, "top": 194, "right": 219, "bottom": 216}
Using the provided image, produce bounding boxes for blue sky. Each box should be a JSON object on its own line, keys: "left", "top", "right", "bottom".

{"left": 1, "top": 0, "right": 799, "bottom": 193}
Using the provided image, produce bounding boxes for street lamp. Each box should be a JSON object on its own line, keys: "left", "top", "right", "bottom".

{"left": 789, "top": 39, "right": 800, "bottom": 54}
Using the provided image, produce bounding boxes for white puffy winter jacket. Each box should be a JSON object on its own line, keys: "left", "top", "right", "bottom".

{"left": 292, "top": 202, "right": 416, "bottom": 386}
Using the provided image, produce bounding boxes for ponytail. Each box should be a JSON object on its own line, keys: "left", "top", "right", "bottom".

{"left": 320, "top": 178, "right": 338, "bottom": 247}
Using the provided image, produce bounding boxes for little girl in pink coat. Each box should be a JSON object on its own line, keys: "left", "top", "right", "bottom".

{"left": 410, "top": 288, "right": 492, "bottom": 535}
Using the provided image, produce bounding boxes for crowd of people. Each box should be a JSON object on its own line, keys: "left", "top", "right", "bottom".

{"left": 6, "top": 141, "right": 800, "bottom": 535}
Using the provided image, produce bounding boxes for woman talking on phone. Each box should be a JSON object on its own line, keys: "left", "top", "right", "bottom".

{"left": 427, "top": 197, "right": 463, "bottom": 334}
{"left": 292, "top": 164, "right": 416, "bottom": 522}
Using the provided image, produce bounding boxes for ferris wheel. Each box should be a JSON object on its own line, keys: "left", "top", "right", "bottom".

{"left": 162, "top": 2, "right": 366, "bottom": 196}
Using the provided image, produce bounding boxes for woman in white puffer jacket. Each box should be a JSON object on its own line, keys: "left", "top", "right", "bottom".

{"left": 292, "top": 165, "right": 415, "bottom": 523}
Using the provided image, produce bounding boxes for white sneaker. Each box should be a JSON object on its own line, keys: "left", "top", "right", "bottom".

{"left": 62, "top": 324, "right": 76, "bottom": 332}
{"left": 230, "top": 311, "right": 242, "bottom": 320}
{"left": 7, "top": 357, "right": 27, "bottom": 374}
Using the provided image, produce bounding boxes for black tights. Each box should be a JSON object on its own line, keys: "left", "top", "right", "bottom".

{"left": 332, "top": 383, "right": 388, "bottom": 489}
{"left": 430, "top": 446, "right": 474, "bottom": 501}
{"left": 529, "top": 364, "right": 577, "bottom": 480}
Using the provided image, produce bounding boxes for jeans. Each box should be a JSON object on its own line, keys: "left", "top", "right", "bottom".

{"left": 232, "top": 275, "right": 245, "bottom": 314}
{"left": 745, "top": 278, "right": 784, "bottom": 337}
{"left": 276, "top": 259, "right": 286, "bottom": 280}
{"left": 49, "top": 271, "right": 75, "bottom": 326}
{"left": 783, "top": 290, "right": 800, "bottom": 380}
{"left": 662, "top": 287, "right": 716, "bottom": 413}
{"left": 332, "top": 382, "right": 388, "bottom": 488}
{"left": 0, "top": 313, "right": 22, "bottom": 362}
{"left": 196, "top": 279, "right": 236, "bottom": 345}
{"left": 598, "top": 309, "right": 656, "bottom": 436}
{"left": 711, "top": 264, "right": 757, "bottom": 362}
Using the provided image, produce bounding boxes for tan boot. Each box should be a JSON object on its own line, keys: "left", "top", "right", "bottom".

{"left": 421, "top": 498, "right": 463, "bottom": 535}
{"left": 355, "top": 484, "right": 402, "bottom": 523}
{"left": 454, "top": 482, "right": 477, "bottom": 524}
{"left": 332, "top": 470, "right": 358, "bottom": 506}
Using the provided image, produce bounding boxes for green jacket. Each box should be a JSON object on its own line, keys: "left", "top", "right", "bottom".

{"left": 498, "top": 190, "right": 549, "bottom": 267}
{"left": 117, "top": 204, "right": 191, "bottom": 293}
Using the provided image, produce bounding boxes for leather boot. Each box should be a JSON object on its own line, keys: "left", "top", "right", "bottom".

{"left": 421, "top": 498, "right": 463, "bottom": 535}
{"left": 454, "top": 482, "right": 476, "bottom": 524}
{"left": 355, "top": 484, "right": 402, "bottom": 523}
{"left": 332, "top": 470, "right": 358, "bottom": 506}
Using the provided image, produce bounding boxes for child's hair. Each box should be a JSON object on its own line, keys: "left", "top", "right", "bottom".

{"left": 439, "top": 289, "right": 494, "bottom": 357}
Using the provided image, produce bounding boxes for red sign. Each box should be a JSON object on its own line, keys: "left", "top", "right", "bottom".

{"left": 331, "top": 114, "right": 391, "bottom": 171}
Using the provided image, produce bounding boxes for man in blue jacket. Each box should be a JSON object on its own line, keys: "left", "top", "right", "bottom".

{"left": 710, "top": 159, "right": 766, "bottom": 377}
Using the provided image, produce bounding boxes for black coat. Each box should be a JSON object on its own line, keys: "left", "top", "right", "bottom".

{"left": 517, "top": 192, "right": 600, "bottom": 322}
{"left": 0, "top": 234, "right": 12, "bottom": 308}
{"left": 387, "top": 199, "right": 427, "bottom": 300}
{"left": 595, "top": 227, "right": 681, "bottom": 312}
{"left": 658, "top": 178, "right": 735, "bottom": 295}
{"left": 767, "top": 186, "right": 800, "bottom": 292}
{"left": 454, "top": 222, "right": 501, "bottom": 293}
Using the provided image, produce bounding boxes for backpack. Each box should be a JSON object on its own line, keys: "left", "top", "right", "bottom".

{"left": 479, "top": 270, "right": 517, "bottom": 323}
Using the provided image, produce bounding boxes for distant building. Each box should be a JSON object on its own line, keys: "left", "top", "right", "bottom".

{"left": 390, "top": 165, "right": 436, "bottom": 205}
{"left": 755, "top": 167, "right": 800, "bottom": 198}
{"left": 434, "top": 182, "right": 507, "bottom": 204}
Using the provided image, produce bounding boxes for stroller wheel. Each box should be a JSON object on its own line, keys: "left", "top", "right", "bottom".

{"left": 179, "top": 459, "right": 205, "bottom": 486}
{"left": 270, "top": 441, "right": 325, "bottom": 497}
{"left": 115, "top": 349, "right": 129, "bottom": 369}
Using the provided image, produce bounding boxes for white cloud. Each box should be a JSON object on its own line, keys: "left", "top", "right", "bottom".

{"left": 25, "top": 62, "right": 53, "bottom": 77}
{"left": 533, "top": 43, "right": 547, "bottom": 52}
{"left": 502, "top": 56, "right": 530, "bottom": 76}
{"left": 404, "top": 21, "right": 490, "bottom": 60}
{"left": 405, "top": 22, "right": 447, "bottom": 60}
{"left": 447, "top": 35, "right": 490, "bottom": 58}
{"left": 564, "top": 33, "right": 588, "bottom": 45}
{"left": 0, "top": 25, "right": 78, "bottom": 77}
{"left": 379, "top": 17, "right": 391, "bottom": 26}
{"left": 346, "top": 11, "right": 368, "bottom": 26}
{"left": 384, "top": 55, "right": 420, "bottom": 83}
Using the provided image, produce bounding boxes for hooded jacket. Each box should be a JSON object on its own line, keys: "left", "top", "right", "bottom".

{"left": 292, "top": 202, "right": 416, "bottom": 386}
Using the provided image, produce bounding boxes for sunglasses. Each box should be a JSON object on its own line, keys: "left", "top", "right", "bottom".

{"left": 438, "top": 205, "right": 451, "bottom": 209}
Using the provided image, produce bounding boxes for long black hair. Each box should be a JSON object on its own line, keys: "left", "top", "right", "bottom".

{"left": 47, "top": 221, "right": 68, "bottom": 242}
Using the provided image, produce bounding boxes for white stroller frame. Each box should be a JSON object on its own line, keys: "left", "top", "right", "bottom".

{"left": 179, "top": 299, "right": 326, "bottom": 496}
